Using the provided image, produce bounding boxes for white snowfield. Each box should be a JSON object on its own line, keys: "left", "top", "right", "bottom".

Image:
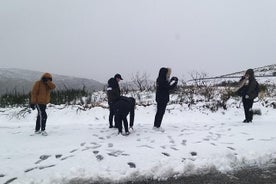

{"left": 0, "top": 99, "right": 276, "bottom": 184}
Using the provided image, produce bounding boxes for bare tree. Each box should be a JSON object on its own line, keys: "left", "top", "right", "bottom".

{"left": 131, "top": 72, "right": 152, "bottom": 92}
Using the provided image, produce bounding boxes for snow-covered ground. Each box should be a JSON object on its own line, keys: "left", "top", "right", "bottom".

{"left": 0, "top": 98, "right": 276, "bottom": 184}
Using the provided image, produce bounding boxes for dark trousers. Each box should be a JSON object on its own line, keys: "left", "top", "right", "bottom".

{"left": 154, "top": 101, "right": 168, "bottom": 128}
{"left": 109, "top": 103, "right": 116, "bottom": 127}
{"left": 35, "top": 104, "right": 47, "bottom": 131}
{"left": 242, "top": 98, "right": 254, "bottom": 122}
{"left": 115, "top": 114, "right": 129, "bottom": 133}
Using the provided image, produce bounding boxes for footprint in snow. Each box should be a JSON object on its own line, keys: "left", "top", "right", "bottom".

{"left": 128, "top": 162, "right": 136, "bottom": 168}
{"left": 4, "top": 177, "right": 17, "bottom": 184}
{"left": 181, "top": 140, "right": 187, "bottom": 146}
{"left": 70, "top": 149, "right": 78, "bottom": 153}
{"left": 162, "top": 152, "right": 170, "bottom": 157}
{"left": 80, "top": 142, "right": 86, "bottom": 146}
{"left": 93, "top": 150, "right": 99, "bottom": 154}
{"left": 170, "top": 146, "right": 178, "bottom": 151}
{"left": 38, "top": 164, "right": 56, "bottom": 170}
{"left": 60, "top": 155, "right": 74, "bottom": 161}
{"left": 25, "top": 167, "right": 38, "bottom": 173}
{"left": 108, "top": 143, "right": 113, "bottom": 148}
{"left": 107, "top": 150, "right": 130, "bottom": 157}
{"left": 0, "top": 174, "right": 5, "bottom": 177}
{"left": 160, "top": 145, "right": 166, "bottom": 149}
{"left": 227, "top": 146, "right": 236, "bottom": 151}
{"left": 35, "top": 155, "right": 51, "bottom": 164}
{"left": 55, "top": 154, "right": 62, "bottom": 158}
{"left": 96, "top": 155, "right": 104, "bottom": 161}
{"left": 190, "top": 152, "right": 197, "bottom": 156}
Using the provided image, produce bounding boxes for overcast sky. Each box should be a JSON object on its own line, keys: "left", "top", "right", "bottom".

{"left": 1, "top": 0, "right": 276, "bottom": 83}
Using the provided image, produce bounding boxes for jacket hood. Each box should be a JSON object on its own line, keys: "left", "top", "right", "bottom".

{"left": 158, "top": 68, "right": 168, "bottom": 80}
{"left": 158, "top": 67, "right": 172, "bottom": 81}
{"left": 41, "top": 73, "right": 52, "bottom": 79}
{"left": 245, "top": 69, "right": 255, "bottom": 79}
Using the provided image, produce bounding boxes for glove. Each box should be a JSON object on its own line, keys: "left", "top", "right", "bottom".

{"left": 171, "top": 76, "right": 178, "bottom": 83}
{"left": 30, "top": 104, "right": 36, "bottom": 110}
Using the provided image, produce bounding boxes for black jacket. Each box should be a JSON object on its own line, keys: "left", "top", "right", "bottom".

{"left": 237, "top": 76, "right": 259, "bottom": 100}
{"left": 107, "top": 77, "right": 120, "bottom": 104}
{"left": 113, "top": 96, "right": 135, "bottom": 125}
{"left": 155, "top": 68, "right": 177, "bottom": 103}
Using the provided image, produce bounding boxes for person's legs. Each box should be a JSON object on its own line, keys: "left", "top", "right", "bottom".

{"left": 248, "top": 99, "right": 254, "bottom": 122}
{"left": 39, "top": 104, "right": 47, "bottom": 131}
{"left": 243, "top": 98, "right": 252, "bottom": 122}
{"left": 35, "top": 105, "right": 42, "bottom": 132}
{"left": 122, "top": 117, "right": 129, "bottom": 133}
{"left": 109, "top": 104, "right": 115, "bottom": 128}
{"left": 115, "top": 114, "right": 123, "bottom": 134}
{"left": 154, "top": 102, "right": 167, "bottom": 128}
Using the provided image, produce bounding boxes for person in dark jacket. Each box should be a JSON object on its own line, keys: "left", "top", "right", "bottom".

{"left": 113, "top": 96, "right": 135, "bottom": 135}
{"left": 153, "top": 67, "right": 178, "bottom": 130}
{"left": 236, "top": 69, "right": 259, "bottom": 123}
{"left": 30, "top": 73, "right": 56, "bottom": 136}
{"left": 107, "top": 74, "right": 123, "bottom": 128}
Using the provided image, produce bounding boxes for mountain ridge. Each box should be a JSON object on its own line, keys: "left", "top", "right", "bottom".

{"left": 0, "top": 68, "right": 104, "bottom": 95}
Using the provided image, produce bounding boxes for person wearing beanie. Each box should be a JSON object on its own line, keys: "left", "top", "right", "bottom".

{"left": 30, "top": 73, "right": 56, "bottom": 136}
{"left": 107, "top": 73, "right": 123, "bottom": 128}
{"left": 153, "top": 67, "right": 178, "bottom": 131}
{"left": 236, "top": 69, "right": 259, "bottom": 123}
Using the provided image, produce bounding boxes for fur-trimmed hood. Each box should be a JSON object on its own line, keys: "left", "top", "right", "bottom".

{"left": 41, "top": 73, "right": 53, "bottom": 80}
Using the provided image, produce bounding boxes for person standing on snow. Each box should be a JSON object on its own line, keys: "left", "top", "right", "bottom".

{"left": 113, "top": 96, "right": 135, "bottom": 135}
{"left": 153, "top": 67, "right": 178, "bottom": 131}
{"left": 107, "top": 73, "right": 123, "bottom": 128}
{"left": 30, "top": 73, "right": 56, "bottom": 136}
{"left": 235, "top": 69, "right": 259, "bottom": 123}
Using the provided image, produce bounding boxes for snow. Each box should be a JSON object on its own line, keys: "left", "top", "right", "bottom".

{"left": 0, "top": 99, "right": 276, "bottom": 184}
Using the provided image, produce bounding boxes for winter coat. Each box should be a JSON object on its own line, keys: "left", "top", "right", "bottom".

{"left": 31, "top": 73, "right": 56, "bottom": 105}
{"left": 107, "top": 77, "right": 121, "bottom": 104}
{"left": 155, "top": 68, "right": 177, "bottom": 104}
{"left": 236, "top": 70, "right": 259, "bottom": 100}
{"left": 113, "top": 96, "right": 135, "bottom": 116}
{"left": 113, "top": 96, "right": 135, "bottom": 125}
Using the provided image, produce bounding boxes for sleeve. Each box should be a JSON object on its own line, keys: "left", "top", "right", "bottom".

{"left": 31, "top": 82, "right": 39, "bottom": 104}
{"left": 46, "top": 81, "right": 56, "bottom": 90}
{"left": 247, "top": 80, "right": 259, "bottom": 99}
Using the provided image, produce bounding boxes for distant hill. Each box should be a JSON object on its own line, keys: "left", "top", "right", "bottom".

{"left": 186, "top": 64, "right": 276, "bottom": 86}
{"left": 0, "top": 68, "right": 104, "bottom": 95}
{"left": 220, "top": 64, "right": 276, "bottom": 78}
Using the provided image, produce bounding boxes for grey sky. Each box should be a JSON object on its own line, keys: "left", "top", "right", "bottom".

{"left": 1, "top": 0, "right": 276, "bottom": 83}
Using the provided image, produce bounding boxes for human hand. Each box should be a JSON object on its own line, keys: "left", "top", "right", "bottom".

{"left": 30, "top": 104, "right": 36, "bottom": 110}
{"left": 171, "top": 76, "right": 178, "bottom": 82}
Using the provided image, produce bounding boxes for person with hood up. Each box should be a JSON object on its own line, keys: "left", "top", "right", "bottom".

{"left": 153, "top": 67, "right": 178, "bottom": 131}
{"left": 30, "top": 73, "right": 56, "bottom": 136}
{"left": 107, "top": 74, "right": 123, "bottom": 128}
{"left": 236, "top": 69, "right": 259, "bottom": 123}
{"left": 113, "top": 96, "right": 135, "bottom": 135}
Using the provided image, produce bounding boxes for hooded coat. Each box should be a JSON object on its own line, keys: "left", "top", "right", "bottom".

{"left": 155, "top": 68, "right": 177, "bottom": 103}
{"left": 31, "top": 73, "right": 56, "bottom": 105}
{"left": 237, "top": 69, "right": 259, "bottom": 100}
